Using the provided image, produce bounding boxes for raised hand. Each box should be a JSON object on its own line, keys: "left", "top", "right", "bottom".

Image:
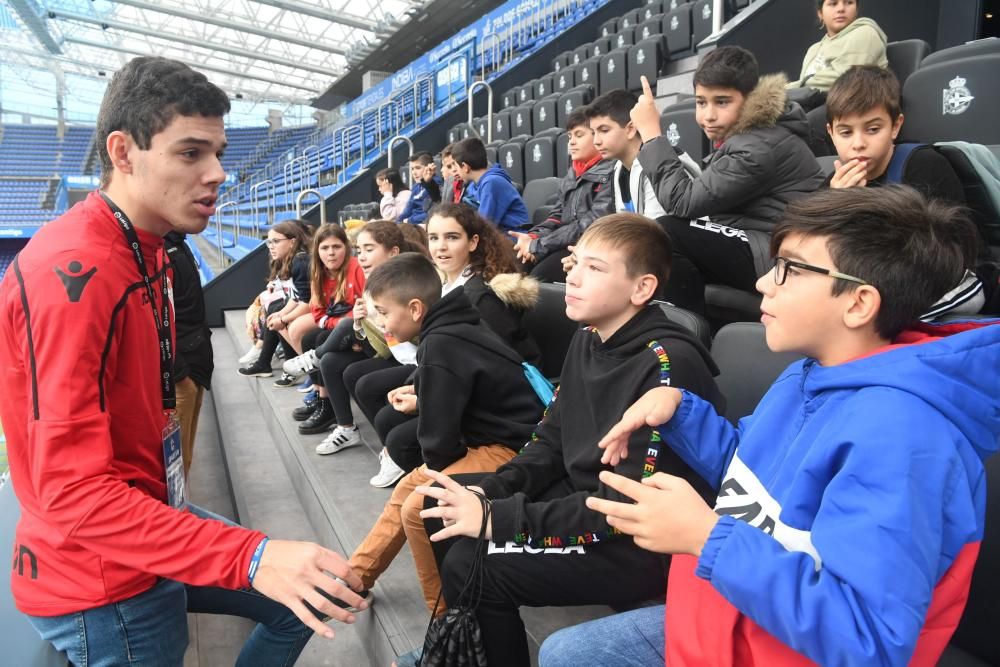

{"left": 630, "top": 76, "right": 662, "bottom": 142}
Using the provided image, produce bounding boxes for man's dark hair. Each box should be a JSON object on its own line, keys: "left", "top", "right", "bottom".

{"left": 579, "top": 213, "right": 672, "bottom": 304}
{"left": 365, "top": 253, "right": 442, "bottom": 311}
{"left": 451, "top": 137, "right": 488, "bottom": 170}
{"left": 693, "top": 46, "right": 759, "bottom": 97}
{"left": 96, "top": 57, "right": 230, "bottom": 187}
{"left": 565, "top": 107, "right": 591, "bottom": 131}
{"left": 770, "top": 186, "right": 979, "bottom": 339}
{"left": 826, "top": 65, "right": 902, "bottom": 124}
{"left": 585, "top": 89, "right": 638, "bottom": 128}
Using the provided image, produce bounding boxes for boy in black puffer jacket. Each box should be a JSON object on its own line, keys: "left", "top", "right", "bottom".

{"left": 630, "top": 47, "right": 824, "bottom": 313}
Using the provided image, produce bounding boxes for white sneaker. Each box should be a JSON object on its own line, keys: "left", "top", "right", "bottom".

{"left": 238, "top": 344, "right": 262, "bottom": 365}
{"left": 369, "top": 450, "right": 407, "bottom": 488}
{"left": 315, "top": 426, "right": 362, "bottom": 456}
{"left": 283, "top": 349, "right": 319, "bottom": 376}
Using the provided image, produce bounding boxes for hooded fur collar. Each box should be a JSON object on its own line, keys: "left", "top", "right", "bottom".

{"left": 727, "top": 73, "right": 789, "bottom": 139}
{"left": 488, "top": 272, "right": 540, "bottom": 310}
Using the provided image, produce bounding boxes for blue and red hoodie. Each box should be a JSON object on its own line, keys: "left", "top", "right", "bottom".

{"left": 658, "top": 319, "right": 1000, "bottom": 666}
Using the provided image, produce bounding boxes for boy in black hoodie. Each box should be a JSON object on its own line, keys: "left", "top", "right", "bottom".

{"left": 348, "top": 253, "right": 544, "bottom": 615}
{"left": 414, "top": 214, "right": 724, "bottom": 667}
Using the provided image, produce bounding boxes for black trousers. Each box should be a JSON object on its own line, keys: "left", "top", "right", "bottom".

{"left": 425, "top": 473, "right": 670, "bottom": 667}
{"left": 318, "top": 347, "right": 368, "bottom": 426}
{"left": 300, "top": 327, "right": 332, "bottom": 386}
{"left": 657, "top": 216, "right": 759, "bottom": 314}
{"left": 258, "top": 299, "right": 294, "bottom": 366}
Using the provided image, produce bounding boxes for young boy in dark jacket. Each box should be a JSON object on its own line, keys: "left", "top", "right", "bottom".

{"left": 414, "top": 214, "right": 724, "bottom": 667}
{"left": 348, "top": 253, "right": 544, "bottom": 615}
{"left": 630, "top": 47, "right": 824, "bottom": 312}
{"left": 510, "top": 108, "right": 615, "bottom": 282}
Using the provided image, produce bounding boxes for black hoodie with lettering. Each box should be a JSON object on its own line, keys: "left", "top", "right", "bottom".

{"left": 414, "top": 287, "right": 545, "bottom": 471}
{"left": 478, "top": 305, "right": 724, "bottom": 548}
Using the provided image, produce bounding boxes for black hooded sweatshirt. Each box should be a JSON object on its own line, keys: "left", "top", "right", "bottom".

{"left": 478, "top": 305, "right": 724, "bottom": 548}
{"left": 414, "top": 288, "right": 545, "bottom": 471}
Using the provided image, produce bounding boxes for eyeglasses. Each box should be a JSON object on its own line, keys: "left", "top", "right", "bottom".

{"left": 265, "top": 237, "right": 291, "bottom": 247}
{"left": 773, "top": 256, "right": 867, "bottom": 286}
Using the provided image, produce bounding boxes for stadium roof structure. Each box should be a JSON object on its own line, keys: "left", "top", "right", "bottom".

{"left": 0, "top": 0, "right": 427, "bottom": 124}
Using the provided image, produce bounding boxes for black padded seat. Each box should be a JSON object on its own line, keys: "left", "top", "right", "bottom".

{"left": 498, "top": 139, "right": 527, "bottom": 186}
{"left": 525, "top": 135, "right": 559, "bottom": 182}
{"left": 629, "top": 37, "right": 667, "bottom": 92}
{"left": 899, "top": 54, "right": 1000, "bottom": 145}
{"left": 554, "top": 65, "right": 578, "bottom": 93}
{"left": 590, "top": 36, "right": 613, "bottom": 59}
{"left": 885, "top": 39, "right": 931, "bottom": 84}
{"left": 572, "top": 44, "right": 591, "bottom": 66}
{"left": 510, "top": 103, "right": 536, "bottom": 136}
{"left": 577, "top": 55, "right": 601, "bottom": 90}
{"left": 920, "top": 38, "right": 1000, "bottom": 68}
{"left": 534, "top": 73, "right": 556, "bottom": 100}
{"left": 704, "top": 285, "right": 763, "bottom": 328}
{"left": 653, "top": 301, "right": 712, "bottom": 349}
{"left": 522, "top": 283, "right": 581, "bottom": 380}
{"left": 660, "top": 100, "right": 708, "bottom": 162}
{"left": 664, "top": 4, "right": 694, "bottom": 54}
{"left": 599, "top": 49, "right": 629, "bottom": 94}
{"left": 556, "top": 132, "right": 571, "bottom": 176}
{"left": 533, "top": 94, "right": 560, "bottom": 133}
{"left": 492, "top": 110, "right": 512, "bottom": 142}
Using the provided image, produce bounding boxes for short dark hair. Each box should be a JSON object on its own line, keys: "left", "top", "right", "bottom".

{"left": 693, "top": 46, "right": 759, "bottom": 96}
{"left": 585, "top": 89, "right": 638, "bottom": 128}
{"left": 565, "top": 107, "right": 590, "bottom": 131}
{"left": 96, "top": 57, "right": 230, "bottom": 187}
{"left": 441, "top": 143, "right": 455, "bottom": 158}
{"left": 770, "top": 186, "right": 979, "bottom": 339}
{"left": 578, "top": 213, "right": 672, "bottom": 304}
{"left": 365, "top": 253, "right": 442, "bottom": 310}
{"left": 817, "top": 0, "right": 860, "bottom": 8}
{"left": 451, "top": 137, "right": 488, "bottom": 170}
{"left": 826, "top": 65, "right": 902, "bottom": 124}
{"left": 408, "top": 152, "right": 433, "bottom": 166}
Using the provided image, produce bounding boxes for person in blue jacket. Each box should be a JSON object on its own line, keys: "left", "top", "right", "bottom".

{"left": 398, "top": 152, "right": 441, "bottom": 225}
{"left": 540, "top": 185, "right": 1000, "bottom": 667}
{"left": 451, "top": 136, "right": 529, "bottom": 232}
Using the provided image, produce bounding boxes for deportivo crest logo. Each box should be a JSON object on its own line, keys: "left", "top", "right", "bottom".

{"left": 573, "top": 53, "right": 580, "bottom": 64}
{"left": 532, "top": 144, "right": 542, "bottom": 162}
{"left": 593, "top": 44, "right": 602, "bottom": 56}
{"left": 559, "top": 74, "right": 567, "bottom": 88}
{"left": 538, "top": 82, "right": 546, "bottom": 95}
{"left": 54, "top": 260, "right": 97, "bottom": 302}
{"left": 666, "top": 122, "right": 681, "bottom": 147}
{"left": 607, "top": 58, "right": 616, "bottom": 73}
{"left": 943, "top": 76, "right": 974, "bottom": 115}
{"left": 520, "top": 89, "right": 528, "bottom": 101}
{"left": 702, "top": 3, "right": 712, "bottom": 19}
{"left": 617, "top": 34, "right": 626, "bottom": 48}
{"left": 670, "top": 0, "right": 679, "bottom": 8}
{"left": 581, "top": 67, "right": 589, "bottom": 81}
{"left": 671, "top": 15, "right": 679, "bottom": 30}
{"left": 565, "top": 99, "right": 573, "bottom": 114}
{"left": 505, "top": 151, "right": 514, "bottom": 168}
{"left": 496, "top": 118, "right": 503, "bottom": 131}
{"left": 539, "top": 107, "right": 548, "bottom": 122}
{"left": 642, "top": 26, "right": 651, "bottom": 39}
{"left": 637, "top": 49, "right": 646, "bottom": 65}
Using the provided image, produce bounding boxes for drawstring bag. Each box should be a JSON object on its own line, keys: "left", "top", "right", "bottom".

{"left": 521, "top": 362, "right": 555, "bottom": 406}
{"left": 420, "top": 491, "right": 491, "bottom": 667}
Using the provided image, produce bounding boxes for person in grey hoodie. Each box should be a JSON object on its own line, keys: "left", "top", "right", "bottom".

{"left": 630, "top": 48, "right": 824, "bottom": 313}
{"left": 787, "top": 0, "right": 888, "bottom": 92}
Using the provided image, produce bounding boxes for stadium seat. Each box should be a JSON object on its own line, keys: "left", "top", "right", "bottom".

{"left": 553, "top": 51, "right": 573, "bottom": 71}
{"left": 920, "top": 37, "right": 1000, "bottom": 68}
{"left": 590, "top": 37, "right": 613, "bottom": 59}
{"left": 556, "top": 132, "right": 571, "bottom": 176}
{"left": 654, "top": 301, "right": 712, "bottom": 349}
{"left": 599, "top": 18, "right": 619, "bottom": 38}
{"left": 473, "top": 116, "right": 490, "bottom": 140}
{"left": 517, "top": 82, "right": 536, "bottom": 105}
{"left": 619, "top": 9, "right": 643, "bottom": 30}
{"left": 558, "top": 87, "right": 595, "bottom": 128}
{"left": 693, "top": 0, "right": 721, "bottom": 49}
{"left": 665, "top": 4, "right": 694, "bottom": 55}
{"left": 711, "top": 322, "right": 801, "bottom": 424}
{"left": 885, "top": 39, "right": 931, "bottom": 84}
{"left": 525, "top": 134, "right": 560, "bottom": 181}
{"left": 629, "top": 37, "right": 667, "bottom": 91}
{"left": 499, "top": 138, "right": 528, "bottom": 186}
{"left": 486, "top": 145, "right": 499, "bottom": 165}
{"left": 600, "top": 49, "right": 629, "bottom": 94}
{"left": 899, "top": 54, "right": 1000, "bottom": 145}
{"left": 492, "top": 110, "right": 513, "bottom": 141}
{"left": 448, "top": 123, "right": 474, "bottom": 144}
{"left": 660, "top": 99, "right": 708, "bottom": 162}
{"left": 572, "top": 44, "right": 591, "bottom": 66}
{"left": 511, "top": 103, "right": 535, "bottom": 136}
{"left": 578, "top": 56, "right": 601, "bottom": 89}
{"left": 522, "top": 282, "right": 580, "bottom": 381}
{"left": 535, "top": 73, "right": 556, "bottom": 99}
{"left": 533, "top": 94, "right": 560, "bottom": 133}
{"left": 705, "top": 285, "right": 763, "bottom": 327}
{"left": 664, "top": 0, "right": 693, "bottom": 9}
{"left": 555, "top": 65, "right": 578, "bottom": 93}
{"left": 522, "top": 176, "right": 561, "bottom": 224}
{"left": 935, "top": 145, "right": 1000, "bottom": 248}
{"left": 502, "top": 87, "right": 520, "bottom": 109}
{"left": 642, "top": 1, "right": 665, "bottom": 21}
{"left": 816, "top": 155, "right": 838, "bottom": 179}
{"left": 939, "top": 443, "right": 1000, "bottom": 666}
{"left": 637, "top": 16, "right": 664, "bottom": 42}
{"left": 613, "top": 27, "right": 636, "bottom": 51}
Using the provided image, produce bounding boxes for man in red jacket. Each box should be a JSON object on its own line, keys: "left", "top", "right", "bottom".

{"left": 0, "top": 57, "right": 366, "bottom": 666}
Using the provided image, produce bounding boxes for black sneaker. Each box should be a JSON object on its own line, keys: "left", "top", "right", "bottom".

{"left": 238, "top": 362, "right": 272, "bottom": 377}
{"left": 273, "top": 372, "right": 298, "bottom": 387}
{"left": 292, "top": 398, "right": 319, "bottom": 421}
{"left": 298, "top": 399, "right": 336, "bottom": 434}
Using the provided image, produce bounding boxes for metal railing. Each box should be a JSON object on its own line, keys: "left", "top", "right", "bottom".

{"left": 339, "top": 125, "right": 363, "bottom": 185}
{"left": 213, "top": 201, "right": 238, "bottom": 267}
{"left": 467, "top": 81, "right": 494, "bottom": 144}
{"left": 250, "top": 179, "right": 275, "bottom": 236}
{"left": 377, "top": 102, "right": 401, "bottom": 154}
{"left": 295, "top": 188, "right": 326, "bottom": 223}
{"left": 302, "top": 144, "right": 320, "bottom": 189}
{"left": 387, "top": 135, "right": 414, "bottom": 168}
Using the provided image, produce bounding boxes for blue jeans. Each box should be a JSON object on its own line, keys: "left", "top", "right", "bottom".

{"left": 538, "top": 604, "right": 666, "bottom": 667}
{"left": 27, "top": 505, "right": 312, "bottom": 667}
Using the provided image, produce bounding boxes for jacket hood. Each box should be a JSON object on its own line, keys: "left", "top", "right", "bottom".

{"left": 831, "top": 16, "right": 887, "bottom": 45}
{"left": 799, "top": 319, "right": 1000, "bottom": 463}
{"left": 728, "top": 73, "right": 802, "bottom": 138}
{"left": 421, "top": 288, "right": 481, "bottom": 335}
{"left": 488, "top": 272, "right": 540, "bottom": 310}
{"left": 596, "top": 305, "right": 719, "bottom": 375}
{"left": 481, "top": 162, "right": 515, "bottom": 186}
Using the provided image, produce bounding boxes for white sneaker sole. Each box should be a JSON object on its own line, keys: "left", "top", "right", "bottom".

{"left": 315, "top": 439, "right": 362, "bottom": 456}
{"left": 369, "top": 467, "right": 407, "bottom": 488}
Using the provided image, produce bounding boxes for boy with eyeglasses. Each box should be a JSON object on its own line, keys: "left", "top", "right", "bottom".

{"left": 539, "top": 185, "right": 1000, "bottom": 667}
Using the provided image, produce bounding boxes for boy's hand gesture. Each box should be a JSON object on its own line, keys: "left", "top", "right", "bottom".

{"left": 509, "top": 231, "right": 535, "bottom": 263}
{"left": 388, "top": 384, "right": 418, "bottom": 415}
{"left": 830, "top": 158, "right": 868, "bottom": 189}
{"left": 422, "top": 163, "right": 437, "bottom": 182}
{"left": 598, "top": 387, "right": 683, "bottom": 465}
{"left": 352, "top": 299, "right": 367, "bottom": 322}
{"left": 561, "top": 245, "right": 577, "bottom": 274}
{"left": 251, "top": 539, "right": 368, "bottom": 639}
{"left": 630, "top": 76, "right": 662, "bottom": 142}
{"left": 416, "top": 469, "right": 493, "bottom": 541}
{"left": 586, "top": 471, "right": 719, "bottom": 556}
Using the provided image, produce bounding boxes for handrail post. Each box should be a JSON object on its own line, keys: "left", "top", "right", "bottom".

{"left": 387, "top": 135, "right": 415, "bottom": 169}
{"left": 467, "top": 81, "right": 494, "bottom": 144}
{"left": 295, "top": 188, "right": 326, "bottom": 224}
{"left": 213, "top": 201, "right": 238, "bottom": 268}
{"left": 339, "top": 125, "right": 363, "bottom": 185}
{"left": 302, "top": 145, "right": 320, "bottom": 188}
{"left": 250, "top": 179, "right": 274, "bottom": 237}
